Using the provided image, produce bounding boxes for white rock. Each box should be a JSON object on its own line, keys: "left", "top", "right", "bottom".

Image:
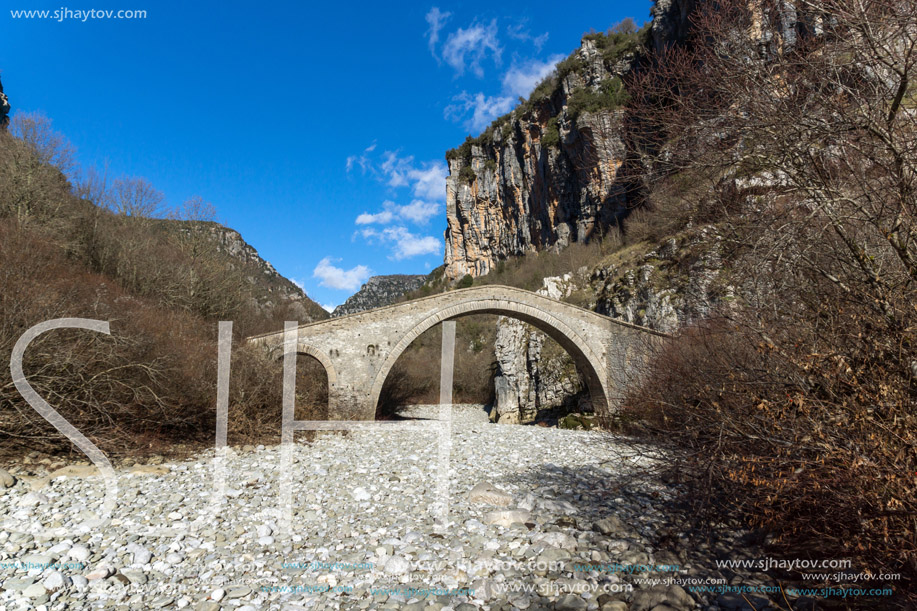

{"left": 352, "top": 486, "right": 371, "bottom": 501}
{"left": 534, "top": 531, "right": 578, "bottom": 551}
{"left": 211, "top": 588, "right": 226, "bottom": 601}
{"left": 384, "top": 555, "right": 411, "bottom": 575}
{"left": 42, "top": 570, "right": 70, "bottom": 591}
{"left": 86, "top": 566, "right": 113, "bottom": 580}
{"left": 68, "top": 545, "right": 91, "bottom": 562}
{"left": 468, "top": 482, "right": 513, "bottom": 506}
{"left": 126, "top": 542, "right": 152, "bottom": 565}
{"left": 18, "top": 491, "right": 48, "bottom": 507}
{"left": 166, "top": 552, "right": 185, "bottom": 565}
{"left": 484, "top": 510, "right": 532, "bottom": 527}
{"left": 23, "top": 583, "right": 47, "bottom": 598}
{"left": 71, "top": 575, "right": 89, "bottom": 589}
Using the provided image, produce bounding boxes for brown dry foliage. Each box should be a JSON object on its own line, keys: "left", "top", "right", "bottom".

{"left": 0, "top": 129, "right": 328, "bottom": 458}
{"left": 623, "top": 0, "right": 917, "bottom": 600}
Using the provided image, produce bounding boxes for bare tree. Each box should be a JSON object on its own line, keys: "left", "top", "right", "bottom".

{"left": 10, "top": 111, "right": 77, "bottom": 178}
{"left": 626, "top": 0, "right": 917, "bottom": 590}
{"left": 108, "top": 176, "right": 164, "bottom": 218}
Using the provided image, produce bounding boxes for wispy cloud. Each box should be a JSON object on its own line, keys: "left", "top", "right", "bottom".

{"left": 345, "top": 142, "right": 377, "bottom": 173}
{"left": 350, "top": 148, "right": 448, "bottom": 202}
{"left": 407, "top": 163, "right": 448, "bottom": 201}
{"left": 501, "top": 54, "right": 565, "bottom": 98}
{"left": 425, "top": 7, "right": 451, "bottom": 57}
{"left": 361, "top": 226, "right": 442, "bottom": 260}
{"left": 399, "top": 199, "right": 440, "bottom": 224}
{"left": 445, "top": 91, "right": 515, "bottom": 132}
{"left": 356, "top": 199, "right": 440, "bottom": 226}
{"left": 312, "top": 257, "right": 371, "bottom": 291}
{"left": 506, "top": 22, "right": 549, "bottom": 51}
{"left": 321, "top": 303, "right": 336, "bottom": 313}
{"left": 444, "top": 54, "right": 565, "bottom": 132}
{"left": 441, "top": 19, "right": 502, "bottom": 77}
{"left": 355, "top": 201, "right": 397, "bottom": 225}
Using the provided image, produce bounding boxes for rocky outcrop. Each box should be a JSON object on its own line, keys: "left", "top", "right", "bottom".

{"left": 441, "top": 0, "right": 822, "bottom": 283}
{"left": 443, "top": 34, "right": 640, "bottom": 281}
{"left": 649, "top": 0, "right": 696, "bottom": 52}
{"left": 491, "top": 230, "right": 730, "bottom": 423}
{"left": 492, "top": 274, "right": 587, "bottom": 424}
{"left": 0, "top": 75, "right": 10, "bottom": 129}
{"left": 332, "top": 274, "right": 426, "bottom": 317}
{"left": 592, "top": 229, "right": 729, "bottom": 333}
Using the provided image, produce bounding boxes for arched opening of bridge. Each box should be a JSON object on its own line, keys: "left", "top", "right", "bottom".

{"left": 293, "top": 352, "right": 329, "bottom": 422}
{"left": 267, "top": 347, "right": 331, "bottom": 425}
{"left": 374, "top": 310, "right": 601, "bottom": 425}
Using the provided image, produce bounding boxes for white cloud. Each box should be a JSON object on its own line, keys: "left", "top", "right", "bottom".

{"left": 356, "top": 200, "right": 397, "bottom": 225}
{"left": 312, "top": 257, "right": 372, "bottom": 291}
{"left": 352, "top": 148, "right": 447, "bottom": 202}
{"left": 441, "top": 19, "right": 502, "bottom": 77}
{"left": 445, "top": 91, "right": 515, "bottom": 132}
{"left": 506, "top": 22, "right": 549, "bottom": 51}
{"left": 355, "top": 209, "right": 395, "bottom": 225}
{"left": 345, "top": 142, "right": 377, "bottom": 173}
{"left": 356, "top": 198, "right": 441, "bottom": 227}
{"left": 321, "top": 303, "right": 336, "bottom": 313}
{"left": 425, "top": 7, "right": 451, "bottom": 56}
{"left": 361, "top": 226, "right": 442, "bottom": 260}
{"left": 501, "top": 54, "right": 565, "bottom": 98}
{"left": 406, "top": 162, "right": 448, "bottom": 201}
{"left": 399, "top": 199, "right": 440, "bottom": 224}
{"left": 291, "top": 278, "right": 306, "bottom": 291}
{"left": 443, "top": 54, "right": 565, "bottom": 132}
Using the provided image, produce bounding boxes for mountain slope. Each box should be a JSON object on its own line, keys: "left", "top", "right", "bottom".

{"left": 332, "top": 274, "right": 426, "bottom": 317}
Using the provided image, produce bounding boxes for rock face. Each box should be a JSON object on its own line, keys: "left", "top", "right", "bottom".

{"left": 592, "top": 230, "right": 728, "bottom": 333}
{"left": 443, "top": 34, "right": 640, "bottom": 281}
{"left": 0, "top": 75, "right": 10, "bottom": 129}
{"left": 649, "top": 0, "right": 697, "bottom": 52}
{"left": 332, "top": 274, "right": 426, "bottom": 317}
{"left": 186, "top": 221, "right": 328, "bottom": 323}
{"left": 441, "top": 0, "right": 819, "bottom": 283}
{"left": 492, "top": 230, "right": 730, "bottom": 421}
{"left": 492, "top": 274, "right": 587, "bottom": 424}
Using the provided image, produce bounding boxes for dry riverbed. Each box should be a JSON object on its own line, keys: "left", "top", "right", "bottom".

{"left": 0, "top": 405, "right": 784, "bottom": 611}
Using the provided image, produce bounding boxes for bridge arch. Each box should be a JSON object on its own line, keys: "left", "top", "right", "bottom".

{"left": 267, "top": 342, "right": 338, "bottom": 388}
{"left": 367, "top": 297, "right": 610, "bottom": 416}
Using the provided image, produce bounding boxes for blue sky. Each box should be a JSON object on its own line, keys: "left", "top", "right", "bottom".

{"left": 1, "top": 0, "right": 651, "bottom": 310}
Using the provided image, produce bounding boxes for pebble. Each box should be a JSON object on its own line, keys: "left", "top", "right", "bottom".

{"left": 0, "top": 404, "right": 775, "bottom": 610}
{"left": 0, "top": 467, "right": 14, "bottom": 488}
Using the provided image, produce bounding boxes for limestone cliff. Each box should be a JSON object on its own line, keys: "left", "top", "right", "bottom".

{"left": 443, "top": 31, "right": 644, "bottom": 281}
{"left": 492, "top": 274, "right": 588, "bottom": 424}
{"left": 332, "top": 274, "right": 426, "bottom": 317}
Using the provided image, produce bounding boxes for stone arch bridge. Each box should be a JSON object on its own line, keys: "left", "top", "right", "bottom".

{"left": 246, "top": 285, "right": 666, "bottom": 420}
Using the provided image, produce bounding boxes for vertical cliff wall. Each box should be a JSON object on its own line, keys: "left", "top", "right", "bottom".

{"left": 443, "top": 32, "right": 644, "bottom": 281}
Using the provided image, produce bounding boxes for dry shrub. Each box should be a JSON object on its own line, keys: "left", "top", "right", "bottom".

{"left": 0, "top": 123, "right": 334, "bottom": 459}
{"left": 626, "top": 302, "right": 916, "bottom": 597}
